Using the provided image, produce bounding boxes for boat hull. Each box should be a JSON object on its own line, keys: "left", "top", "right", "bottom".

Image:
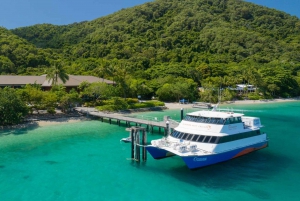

{"left": 146, "top": 141, "right": 268, "bottom": 169}
{"left": 146, "top": 146, "right": 175, "bottom": 159}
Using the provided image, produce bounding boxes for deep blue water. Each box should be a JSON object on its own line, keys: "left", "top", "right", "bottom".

{"left": 0, "top": 102, "right": 300, "bottom": 201}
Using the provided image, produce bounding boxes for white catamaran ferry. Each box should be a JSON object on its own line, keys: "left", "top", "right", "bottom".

{"left": 146, "top": 107, "right": 268, "bottom": 169}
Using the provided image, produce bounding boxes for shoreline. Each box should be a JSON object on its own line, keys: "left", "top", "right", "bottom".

{"left": 164, "top": 98, "right": 299, "bottom": 109}
{"left": 1, "top": 98, "right": 299, "bottom": 130}
{"left": 0, "top": 115, "right": 90, "bottom": 131}
{"left": 222, "top": 98, "right": 300, "bottom": 105}
{"left": 36, "top": 116, "right": 90, "bottom": 127}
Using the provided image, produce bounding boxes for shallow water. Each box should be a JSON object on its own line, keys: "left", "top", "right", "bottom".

{"left": 0, "top": 102, "right": 300, "bottom": 201}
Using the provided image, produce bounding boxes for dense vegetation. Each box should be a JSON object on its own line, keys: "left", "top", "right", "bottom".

{"left": 0, "top": 87, "right": 28, "bottom": 126}
{"left": 0, "top": 82, "right": 165, "bottom": 126}
{"left": 1, "top": 0, "right": 300, "bottom": 100}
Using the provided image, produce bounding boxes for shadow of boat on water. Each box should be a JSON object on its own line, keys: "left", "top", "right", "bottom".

{"left": 135, "top": 150, "right": 292, "bottom": 191}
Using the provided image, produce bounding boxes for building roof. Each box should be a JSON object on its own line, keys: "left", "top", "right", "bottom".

{"left": 0, "top": 76, "right": 45, "bottom": 85}
{"left": 0, "top": 75, "right": 113, "bottom": 87}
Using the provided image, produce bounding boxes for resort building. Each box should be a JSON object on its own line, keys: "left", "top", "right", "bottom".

{"left": 199, "top": 85, "right": 256, "bottom": 91}
{"left": 236, "top": 84, "right": 256, "bottom": 93}
{"left": 0, "top": 75, "right": 113, "bottom": 91}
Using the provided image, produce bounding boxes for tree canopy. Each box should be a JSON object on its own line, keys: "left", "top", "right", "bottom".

{"left": 0, "top": 87, "right": 28, "bottom": 126}
{"left": 0, "top": 0, "right": 299, "bottom": 99}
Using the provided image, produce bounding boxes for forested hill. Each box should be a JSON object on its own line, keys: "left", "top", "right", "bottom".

{"left": 2, "top": 0, "right": 300, "bottom": 97}
{"left": 13, "top": 0, "right": 300, "bottom": 49}
{"left": 0, "top": 27, "right": 52, "bottom": 75}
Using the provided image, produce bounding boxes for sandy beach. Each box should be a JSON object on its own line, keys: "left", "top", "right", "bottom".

{"left": 36, "top": 116, "right": 90, "bottom": 126}
{"left": 1, "top": 98, "right": 298, "bottom": 130}
{"left": 0, "top": 116, "right": 90, "bottom": 130}
{"left": 164, "top": 98, "right": 300, "bottom": 109}
{"left": 223, "top": 98, "right": 300, "bottom": 105}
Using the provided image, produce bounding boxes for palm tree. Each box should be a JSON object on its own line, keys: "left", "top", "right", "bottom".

{"left": 113, "top": 62, "right": 132, "bottom": 99}
{"left": 46, "top": 62, "right": 69, "bottom": 85}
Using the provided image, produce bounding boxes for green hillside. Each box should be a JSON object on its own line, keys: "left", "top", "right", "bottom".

{"left": 3, "top": 0, "right": 300, "bottom": 99}
{"left": 0, "top": 26, "right": 64, "bottom": 75}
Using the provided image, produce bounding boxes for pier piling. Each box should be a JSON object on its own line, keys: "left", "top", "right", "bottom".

{"left": 130, "top": 126, "right": 147, "bottom": 162}
{"left": 181, "top": 108, "right": 183, "bottom": 120}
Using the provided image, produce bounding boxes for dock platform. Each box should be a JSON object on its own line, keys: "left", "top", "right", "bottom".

{"left": 75, "top": 107, "right": 179, "bottom": 133}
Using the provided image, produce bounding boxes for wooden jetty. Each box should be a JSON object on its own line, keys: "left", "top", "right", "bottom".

{"left": 75, "top": 107, "right": 179, "bottom": 133}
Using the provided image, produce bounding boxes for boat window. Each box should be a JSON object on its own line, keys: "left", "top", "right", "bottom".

{"left": 218, "top": 137, "right": 224, "bottom": 143}
{"left": 234, "top": 117, "right": 240, "bottom": 123}
{"left": 217, "top": 130, "right": 262, "bottom": 144}
{"left": 181, "top": 133, "right": 188, "bottom": 140}
{"left": 177, "top": 132, "right": 184, "bottom": 139}
{"left": 192, "top": 135, "right": 199, "bottom": 141}
{"left": 232, "top": 117, "right": 237, "bottom": 123}
{"left": 214, "top": 137, "right": 220, "bottom": 144}
{"left": 197, "top": 135, "right": 205, "bottom": 142}
{"left": 237, "top": 117, "right": 242, "bottom": 122}
{"left": 174, "top": 131, "right": 181, "bottom": 138}
{"left": 203, "top": 136, "right": 211, "bottom": 143}
{"left": 206, "top": 118, "right": 211, "bottom": 123}
{"left": 199, "top": 117, "right": 203, "bottom": 122}
{"left": 184, "top": 116, "right": 190, "bottom": 121}
{"left": 212, "top": 118, "right": 218, "bottom": 124}
{"left": 173, "top": 131, "right": 177, "bottom": 137}
{"left": 184, "top": 115, "right": 231, "bottom": 125}
{"left": 209, "top": 136, "right": 218, "bottom": 143}
{"left": 176, "top": 131, "right": 181, "bottom": 137}
{"left": 187, "top": 134, "right": 193, "bottom": 141}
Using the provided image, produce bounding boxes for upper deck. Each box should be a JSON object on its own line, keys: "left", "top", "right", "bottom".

{"left": 178, "top": 110, "right": 263, "bottom": 136}
{"left": 187, "top": 110, "right": 244, "bottom": 118}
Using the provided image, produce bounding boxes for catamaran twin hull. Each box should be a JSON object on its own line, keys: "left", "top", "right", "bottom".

{"left": 145, "top": 108, "right": 268, "bottom": 169}
{"left": 146, "top": 141, "right": 268, "bottom": 169}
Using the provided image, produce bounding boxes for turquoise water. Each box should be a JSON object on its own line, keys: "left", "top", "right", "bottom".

{"left": 1, "top": 102, "right": 300, "bottom": 201}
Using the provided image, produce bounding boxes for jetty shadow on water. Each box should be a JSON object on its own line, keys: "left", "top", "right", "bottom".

{"left": 0, "top": 122, "right": 39, "bottom": 136}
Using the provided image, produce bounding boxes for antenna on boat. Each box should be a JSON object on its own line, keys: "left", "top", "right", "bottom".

{"left": 212, "top": 87, "right": 221, "bottom": 111}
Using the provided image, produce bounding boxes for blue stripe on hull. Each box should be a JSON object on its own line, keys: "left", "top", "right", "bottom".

{"left": 146, "top": 141, "right": 268, "bottom": 169}
{"left": 146, "top": 146, "right": 175, "bottom": 159}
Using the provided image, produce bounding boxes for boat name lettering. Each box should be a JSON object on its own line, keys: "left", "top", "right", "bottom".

{"left": 193, "top": 157, "right": 207, "bottom": 162}
{"left": 182, "top": 123, "right": 212, "bottom": 130}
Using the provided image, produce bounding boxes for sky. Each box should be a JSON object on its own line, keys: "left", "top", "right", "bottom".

{"left": 0, "top": 0, "right": 299, "bottom": 30}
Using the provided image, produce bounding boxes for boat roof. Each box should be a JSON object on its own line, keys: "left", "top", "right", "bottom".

{"left": 186, "top": 110, "right": 244, "bottom": 118}
{"left": 174, "top": 128, "right": 228, "bottom": 136}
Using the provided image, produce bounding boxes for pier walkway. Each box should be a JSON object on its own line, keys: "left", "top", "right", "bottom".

{"left": 75, "top": 107, "right": 179, "bottom": 133}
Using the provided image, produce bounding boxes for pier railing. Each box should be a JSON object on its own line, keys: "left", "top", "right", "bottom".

{"left": 75, "top": 107, "right": 179, "bottom": 130}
